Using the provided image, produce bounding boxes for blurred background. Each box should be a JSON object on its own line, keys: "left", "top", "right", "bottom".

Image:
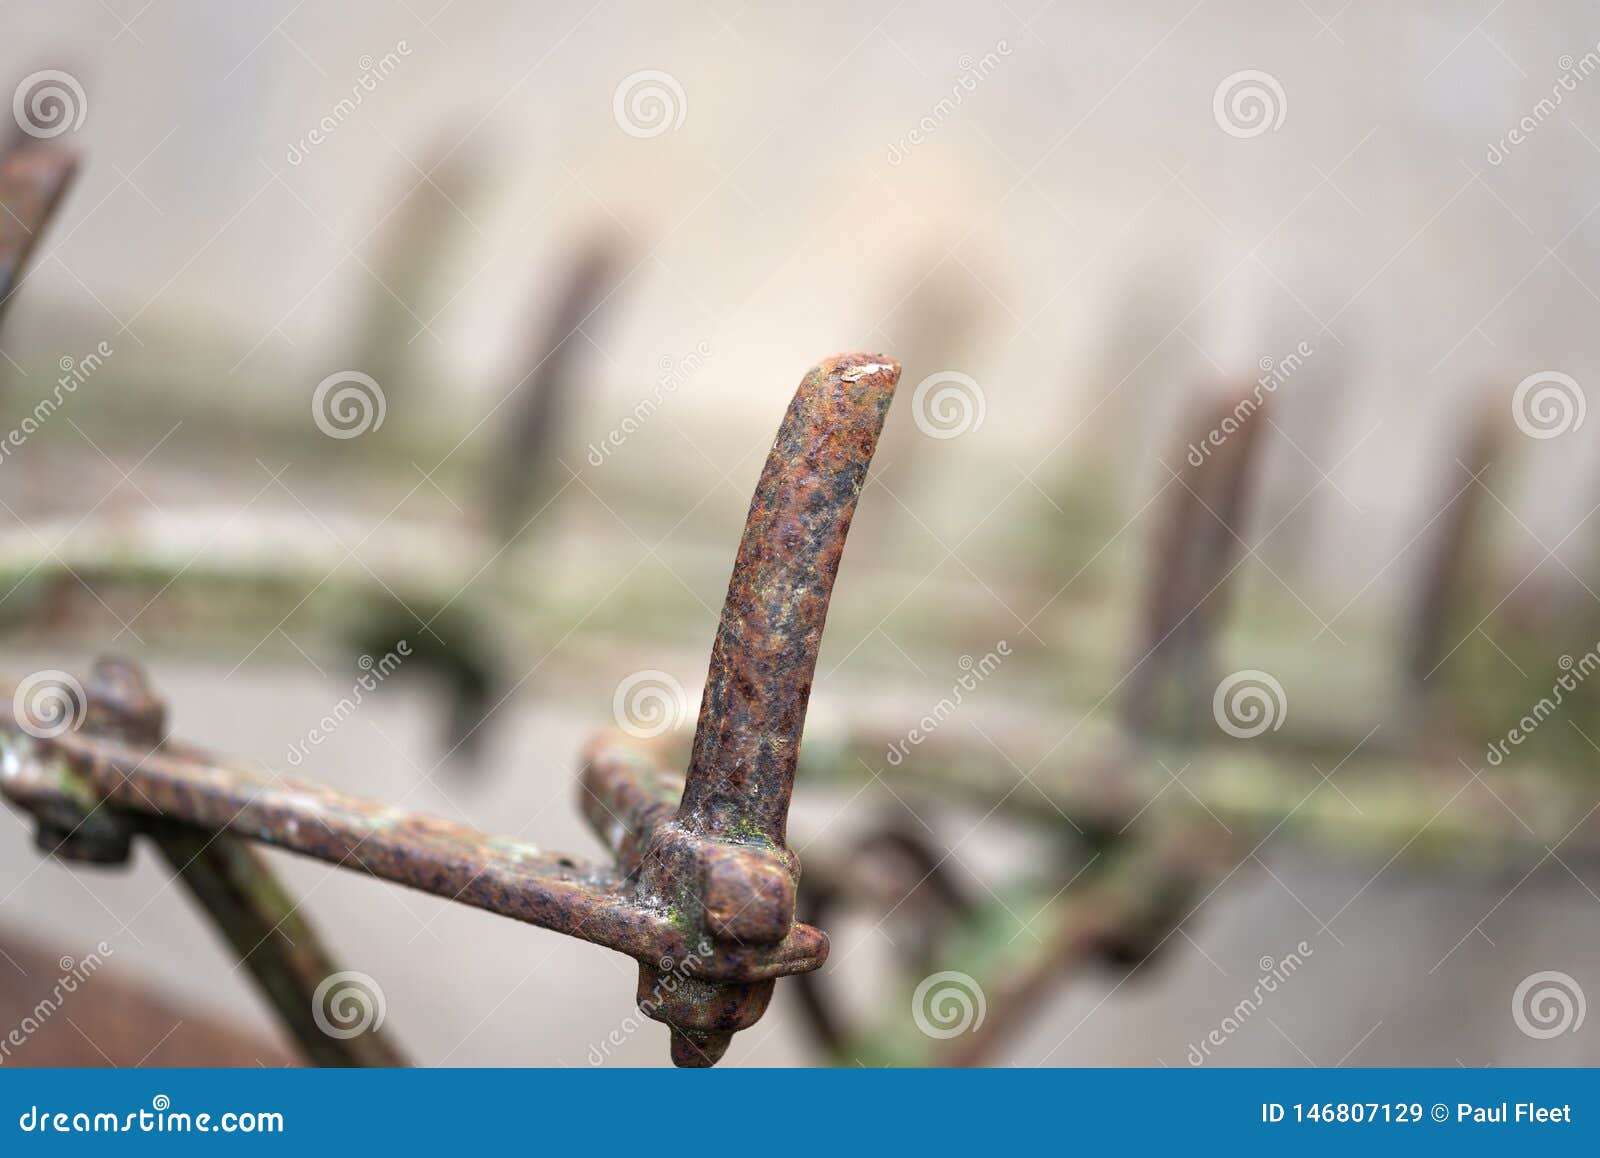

{"left": 2, "top": 0, "right": 1599, "bottom": 1067}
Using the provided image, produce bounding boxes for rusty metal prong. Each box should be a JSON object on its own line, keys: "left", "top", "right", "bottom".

{"left": 678, "top": 353, "right": 902, "bottom": 844}
{"left": 0, "top": 142, "right": 78, "bottom": 332}
{"left": 1122, "top": 384, "right": 1266, "bottom": 734}
{"left": 622, "top": 351, "right": 900, "bottom": 1067}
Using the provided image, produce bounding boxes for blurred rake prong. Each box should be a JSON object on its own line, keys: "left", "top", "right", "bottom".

{"left": 487, "top": 233, "right": 623, "bottom": 543}
{"left": 0, "top": 141, "right": 78, "bottom": 332}
{"left": 1405, "top": 398, "right": 1503, "bottom": 689}
{"left": 1122, "top": 384, "right": 1267, "bottom": 734}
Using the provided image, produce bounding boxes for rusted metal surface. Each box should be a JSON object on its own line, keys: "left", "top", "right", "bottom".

{"left": 1, "top": 351, "right": 902, "bottom": 1067}
{"left": 616, "top": 351, "right": 903, "bottom": 1065}
{"left": 680, "top": 354, "right": 901, "bottom": 843}
{"left": 0, "top": 142, "right": 77, "bottom": 329}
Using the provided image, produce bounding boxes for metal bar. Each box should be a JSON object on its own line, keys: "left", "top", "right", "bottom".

{"left": 615, "top": 351, "right": 903, "bottom": 1065}
{"left": 150, "top": 826, "right": 407, "bottom": 1067}
{"left": 1, "top": 725, "right": 826, "bottom": 983}
{"left": 679, "top": 354, "right": 901, "bottom": 842}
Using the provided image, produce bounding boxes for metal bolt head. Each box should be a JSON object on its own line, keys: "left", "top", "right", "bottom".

{"left": 700, "top": 843, "right": 795, "bottom": 944}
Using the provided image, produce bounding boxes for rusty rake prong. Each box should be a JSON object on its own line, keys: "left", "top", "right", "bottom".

{"left": 0, "top": 142, "right": 78, "bottom": 331}
{"left": 605, "top": 352, "right": 901, "bottom": 1066}
{"left": 679, "top": 353, "right": 902, "bottom": 842}
{"left": 1122, "top": 384, "right": 1266, "bottom": 734}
